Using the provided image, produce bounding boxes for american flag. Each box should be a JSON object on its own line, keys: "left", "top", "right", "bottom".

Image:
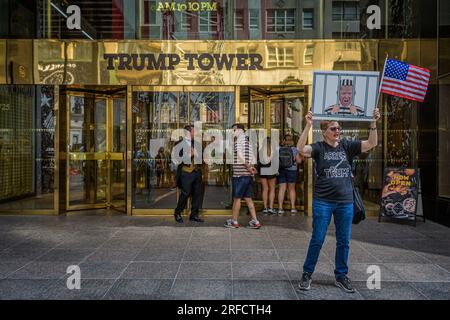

{"left": 380, "top": 58, "right": 431, "bottom": 102}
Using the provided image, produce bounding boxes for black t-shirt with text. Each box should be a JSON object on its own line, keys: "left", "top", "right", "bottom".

{"left": 310, "top": 139, "right": 362, "bottom": 203}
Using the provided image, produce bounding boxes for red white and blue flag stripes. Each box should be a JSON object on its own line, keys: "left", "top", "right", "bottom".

{"left": 379, "top": 58, "right": 431, "bottom": 103}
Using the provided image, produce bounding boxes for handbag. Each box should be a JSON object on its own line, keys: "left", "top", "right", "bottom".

{"left": 352, "top": 184, "right": 366, "bottom": 224}
{"left": 348, "top": 155, "right": 366, "bottom": 224}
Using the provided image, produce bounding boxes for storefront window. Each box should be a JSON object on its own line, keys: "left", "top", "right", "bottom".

{"left": 0, "top": 86, "right": 55, "bottom": 210}
{"left": 132, "top": 89, "right": 235, "bottom": 211}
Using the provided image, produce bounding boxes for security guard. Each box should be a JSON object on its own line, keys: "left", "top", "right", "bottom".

{"left": 173, "top": 125, "right": 204, "bottom": 223}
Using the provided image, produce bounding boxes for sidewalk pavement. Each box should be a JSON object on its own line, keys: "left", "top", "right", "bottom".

{"left": 0, "top": 211, "right": 449, "bottom": 300}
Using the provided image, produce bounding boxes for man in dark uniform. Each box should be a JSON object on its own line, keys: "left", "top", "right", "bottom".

{"left": 324, "top": 79, "right": 365, "bottom": 116}
{"left": 174, "top": 125, "right": 204, "bottom": 223}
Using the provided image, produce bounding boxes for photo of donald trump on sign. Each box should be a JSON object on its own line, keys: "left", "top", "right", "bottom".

{"left": 312, "top": 71, "right": 380, "bottom": 121}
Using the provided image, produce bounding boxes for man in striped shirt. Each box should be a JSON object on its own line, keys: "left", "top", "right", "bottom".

{"left": 224, "top": 123, "right": 261, "bottom": 229}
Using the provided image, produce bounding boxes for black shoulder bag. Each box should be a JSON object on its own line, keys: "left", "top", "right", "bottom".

{"left": 349, "top": 157, "right": 366, "bottom": 224}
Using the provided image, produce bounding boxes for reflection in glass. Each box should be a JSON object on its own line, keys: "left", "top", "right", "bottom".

{"left": 69, "top": 160, "right": 107, "bottom": 206}
{"left": 190, "top": 92, "right": 235, "bottom": 210}
{"left": 0, "top": 85, "right": 55, "bottom": 210}
{"left": 132, "top": 91, "right": 179, "bottom": 209}
{"left": 132, "top": 90, "right": 235, "bottom": 210}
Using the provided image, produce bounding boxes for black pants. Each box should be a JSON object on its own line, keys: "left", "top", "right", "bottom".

{"left": 174, "top": 170, "right": 202, "bottom": 217}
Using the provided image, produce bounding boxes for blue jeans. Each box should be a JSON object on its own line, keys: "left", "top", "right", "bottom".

{"left": 303, "top": 199, "right": 354, "bottom": 279}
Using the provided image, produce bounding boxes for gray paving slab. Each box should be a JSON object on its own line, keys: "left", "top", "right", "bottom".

{"left": 276, "top": 249, "right": 309, "bottom": 263}
{"left": 346, "top": 263, "right": 404, "bottom": 281}
{"left": 232, "top": 262, "right": 289, "bottom": 280}
{"left": 0, "top": 247, "right": 54, "bottom": 262}
{"left": 231, "top": 249, "right": 279, "bottom": 262}
{"left": 0, "top": 279, "right": 56, "bottom": 300}
{"left": 8, "top": 261, "right": 72, "bottom": 279}
{"left": 436, "top": 263, "right": 450, "bottom": 272}
{"left": 76, "top": 262, "right": 129, "bottom": 279}
{"left": 271, "top": 237, "right": 310, "bottom": 249}
{"left": 364, "top": 247, "right": 431, "bottom": 264}
{"left": 103, "top": 279, "right": 172, "bottom": 300}
{"left": 0, "top": 260, "right": 31, "bottom": 280}
{"left": 231, "top": 238, "right": 274, "bottom": 250}
{"left": 120, "top": 262, "right": 180, "bottom": 279}
{"left": 84, "top": 248, "right": 141, "bottom": 263}
{"left": 36, "top": 248, "right": 95, "bottom": 262}
{"left": 409, "top": 282, "right": 450, "bottom": 300}
{"left": 353, "top": 281, "right": 428, "bottom": 300}
{"left": 135, "top": 248, "right": 185, "bottom": 262}
{"left": 167, "top": 279, "right": 232, "bottom": 300}
{"left": 41, "top": 279, "right": 115, "bottom": 300}
{"left": 232, "top": 280, "right": 298, "bottom": 300}
{"left": 189, "top": 237, "right": 232, "bottom": 250}
{"left": 384, "top": 263, "right": 450, "bottom": 282}
{"left": 184, "top": 249, "right": 231, "bottom": 262}
{"left": 177, "top": 262, "right": 232, "bottom": 280}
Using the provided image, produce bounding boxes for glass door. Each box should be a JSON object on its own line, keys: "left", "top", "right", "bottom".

{"left": 247, "top": 86, "right": 308, "bottom": 212}
{"left": 131, "top": 86, "right": 235, "bottom": 214}
{"left": 109, "top": 97, "right": 127, "bottom": 211}
{"left": 66, "top": 92, "right": 126, "bottom": 211}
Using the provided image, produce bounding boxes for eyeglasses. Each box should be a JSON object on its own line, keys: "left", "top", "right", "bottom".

{"left": 328, "top": 126, "right": 342, "bottom": 132}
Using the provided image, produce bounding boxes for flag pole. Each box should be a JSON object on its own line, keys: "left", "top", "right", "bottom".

{"left": 376, "top": 54, "right": 389, "bottom": 108}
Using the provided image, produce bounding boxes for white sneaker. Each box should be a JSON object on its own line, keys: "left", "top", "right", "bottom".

{"left": 290, "top": 209, "right": 298, "bottom": 215}
{"left": 247, "top": 220, "right": 262, "bottom": 229}
{"left": 277, "top": 209, "right": 285, "bottom": 216}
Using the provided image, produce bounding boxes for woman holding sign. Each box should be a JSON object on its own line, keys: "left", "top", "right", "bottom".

{"left": 296, "top": 108, "right": 380, "bottom": 293}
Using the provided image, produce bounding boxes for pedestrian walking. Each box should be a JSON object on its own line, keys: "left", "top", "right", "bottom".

{"left": 224, "top": 123, "right": 261, "bottom": 229}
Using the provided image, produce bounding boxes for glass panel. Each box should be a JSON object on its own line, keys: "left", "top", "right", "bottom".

{"left": 69, "top": 159, "right": 107, "bottom": 206}
{"left": 247, "top": 87, "right": 308, "bottom": 211}
{"left": 68, "top": 93, "right": 108, "bottom": 207}
{"left": 270, "top": 100, "right": 283, "bottom": 130}
{"left": 111, "top": 98, "right": 127, "bottom": 207}
{"left": 113, "top": 99, "right": 127, "bottom": 153}
{"left": 344, "top": 2, "right": 359, "bottom": 21}
{"left": 132, "top": 91, "right": 179, "bottom": 209}
{"left": 111, "top": 160, "right": 126, "bottom": 204}
{"left": 189, "top": 91, "right": 235, "bottom": 209}
{"left": 0, "top": 85, "right": 55, "bottom": 210}
{"left": 69, "top": 96, "right": 107, "bottom": 153}
{"left": 332, "top": 2, "right": 343, "bottom": 21}
{"left": 250, "top": 100, "right": 265, "bottom": 129}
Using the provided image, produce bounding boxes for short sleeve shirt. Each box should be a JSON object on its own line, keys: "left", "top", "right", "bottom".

{"left": 233, "top": 134, "right": 255, "bottom": 177}
{"left": 310, "top": 139, "right": 362, "bottom": 203}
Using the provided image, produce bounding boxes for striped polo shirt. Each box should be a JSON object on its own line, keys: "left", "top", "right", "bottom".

{"left": 232, "top": 134, "right": 255, "bottom": 177}
{"left": 324, "top": 104, "right": 365, "bottom": 116}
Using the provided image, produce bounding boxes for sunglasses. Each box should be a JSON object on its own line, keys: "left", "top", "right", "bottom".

{"left": 328, "top": 126, "right": 342, "bottom": 132}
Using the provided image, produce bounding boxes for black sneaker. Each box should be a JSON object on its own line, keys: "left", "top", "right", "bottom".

{"left": 298, "top": 272, "right": 312, "bottom": 291}
{"left": 335, "top": 276, "right": 355, "bottom": 293}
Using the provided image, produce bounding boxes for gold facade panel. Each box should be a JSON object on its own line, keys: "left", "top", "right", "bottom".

{"left": 0, "top": 40, "right": 5, "bottom": 84}
{"left": 6, "top": 40, "right": 33, "bottom": 84}
{"left": 13, "top": 39, "right": 434, "bottom": 86}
